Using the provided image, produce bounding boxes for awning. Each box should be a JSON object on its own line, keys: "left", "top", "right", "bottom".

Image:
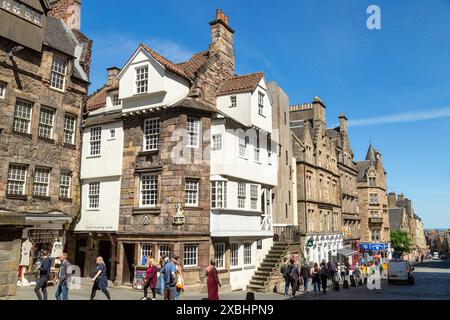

{"left": 337, "top": 248, "right": 358, "bottom": 257}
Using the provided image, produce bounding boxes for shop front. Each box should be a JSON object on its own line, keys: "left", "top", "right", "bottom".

{"left": 357, "top": 242, "right": 392, "bottom": 265}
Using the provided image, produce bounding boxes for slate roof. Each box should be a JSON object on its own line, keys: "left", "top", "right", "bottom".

{"left": 356, "top": 160, "right": 371, "bottom": 181}
{"left": 365, "top": 144, "right": 376, "bottom": 161}
{"left": 389, "top": 208, "right": 403, "bottom": 231}
{"left": 44, "top": 17, "right": 77, "bottom": 57}
{"left": 83, "top": 110, "right": 122, "bottom": 127}
{"left": 216, "top": 72, "right": 264, "bottom": 96}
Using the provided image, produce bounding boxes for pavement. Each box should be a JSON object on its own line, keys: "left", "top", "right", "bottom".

{"left": 16, "top": 259, "right": 450, "bottom": 300}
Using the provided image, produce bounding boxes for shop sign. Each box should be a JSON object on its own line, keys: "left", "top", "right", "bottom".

{"left": 307, "top": 239, "right": 314, "bottom": 247}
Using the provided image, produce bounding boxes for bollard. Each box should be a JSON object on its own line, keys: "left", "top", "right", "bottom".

{"left": 350, "top": 277, "right": 356, "bottom": 287}
{"left": 333, "top": 281, "right": 340, "bottom": 291}
{"left": 246, "top": 291, "right": 255, "bottom": 300}
{"left": 343, "top": 280, "right": 349, "bottom": 289}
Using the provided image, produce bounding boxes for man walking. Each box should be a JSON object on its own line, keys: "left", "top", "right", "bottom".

{"left": 280, "top": 257, "right": 289, "bottom": 296}
{"left": 287, "top": 259, "right": 299, "bottom": 297}
{"left": 34, "top": 250, "right": 51, "bottom": 300}
{"left": 55, "top": 253, "right": 71, "bottom": 300}
{"left": 319, "top": 262, "right": 329, "bottom": 295}
{"left": 162, "top": 253, "right": 178, "bottom": 300}
{"left": 300, "top": 262, "right": 311, "bottom": 292}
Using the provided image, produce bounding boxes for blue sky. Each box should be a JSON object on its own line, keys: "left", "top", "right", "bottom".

{"left": 82, "top": 0, "right": 450, "bottom": 229}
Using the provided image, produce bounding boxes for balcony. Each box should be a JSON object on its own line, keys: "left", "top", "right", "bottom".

{"left": 369, "top": 217, "right": 383, "bottom": 225}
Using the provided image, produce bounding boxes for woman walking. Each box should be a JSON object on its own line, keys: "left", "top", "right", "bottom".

{"left": 157, "top": 255, "right": 167, "bottom": 296}
{"left": 90, "top": 256, "right": 111, "bottom": 300}
{"left": 206, "top": 260, "right": 221, "bottom": 300}
{"left": 142, "top": 258, "right": 157, "bottom": 300}
{"left": 311, "top": 263, "right": 321, "bottom": 294}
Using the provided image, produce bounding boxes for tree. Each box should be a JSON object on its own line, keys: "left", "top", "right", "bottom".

{"left": 390, "top": 230, "right": 413, "bottom": 255}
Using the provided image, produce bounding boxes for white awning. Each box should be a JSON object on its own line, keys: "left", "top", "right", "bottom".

{"left": 337, "top": 248, "right": 358, "bottom": 257}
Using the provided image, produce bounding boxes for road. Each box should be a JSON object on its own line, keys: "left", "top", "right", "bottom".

{"left": 16, "top": 259, "right": 450, "bottom": 300}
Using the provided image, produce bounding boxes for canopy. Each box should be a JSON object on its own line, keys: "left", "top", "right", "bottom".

{"left": 337, "top": 248, "right": 358, "bottom": 257}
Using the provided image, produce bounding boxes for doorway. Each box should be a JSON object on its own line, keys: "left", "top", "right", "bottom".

{"left": 99, "top": 241, "right": 112, "bottom": 280}
{"left": 74, "top": 239, "right": 86, "bottom": 277}
{"left": 122, "top": 243, "right": 135, "bottom": 285}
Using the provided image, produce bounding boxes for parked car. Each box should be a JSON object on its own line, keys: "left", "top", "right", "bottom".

{"left": 440, "top": 254, "right": 448, "bottom": 260}
{"left": 388, "top": 260, "right": 415, "bottom": 285}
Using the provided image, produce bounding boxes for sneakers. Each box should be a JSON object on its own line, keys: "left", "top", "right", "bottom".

{"left": 141, "top": 297, "right": 148, "bottom": 300}
{"left": 151, "top": 298, "right": 156, "bottom": 300}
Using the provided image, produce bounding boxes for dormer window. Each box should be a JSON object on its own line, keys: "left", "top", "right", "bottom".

{"left": 135, "top": 66, "right": 148, "bottom": 94}
{"left": 230, "top": 95, "right": 237, "bottom": 107}
{"left": 258, "top": 91, "right": 264, "bottom": 116}
{"left": 112, "top": 94, "right": 120, "bottom": 106}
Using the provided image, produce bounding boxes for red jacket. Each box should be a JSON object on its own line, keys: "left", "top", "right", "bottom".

{"left": 145, "top": 266, "right": 158, "bottom": 288}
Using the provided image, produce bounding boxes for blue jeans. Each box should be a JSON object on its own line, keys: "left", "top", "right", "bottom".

{"left": 284, "top": 281, "right": 289, "bottom": 295}
{"left": 303, "top": 277, "right": 309, "bottom": 290}
{"left": 55, "top": 282, "right": 69, "bottom": 300}
{"left": 312, "top": 280, "right": 320, "bottom": 292}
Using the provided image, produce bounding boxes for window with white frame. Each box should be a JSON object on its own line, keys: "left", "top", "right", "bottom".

{"left": 237, "top": 182, "right": 246, "bottom": 209}
{"left": 230, "top": 95, "right": 237, "bottom": 107}
{"left": 258, "top": 91, "right": 264, "bottom": 116}
{"left": 187, "top": 118, "right": 200, "bottom": 147}
{"left": 212, "top": 134, "right": 222, "bottom": 150}
{"left": 143, "top": 118, "right": 160, "bottom": 151}
{"left": 59, "top": 171, "right": 71, "bottom": 199}
{"left": 2, "top": 0, "right": 11, "bottom": 11}
{"left": 38, "top": 107, "right": 55, "bottom": 139}
{"left": 211, "top": 181, "right": 227, "bottom": 209}
{"left": 7, "top": 164, "right": 27, "bottom": 195}
{"left": 135, "top": 66, "right": 148, "bottom": 94}
{"left": 88, "top": 181, "right": 100, "bottom": 209}
{"left": 214, "top": 243, "right": 225, "bottom": 269}
{"left": 185, "top": 179, "right": 199, "bottom": 206}
{"left": 158, "top": 244, "right": 171, "bottom": 259}
{"left": 63, "top": 114, "right": 76, "bottom": 145}
{"left": 89, "top": 127, "right": 102, "bottom": 156}
{"left": 243, "top": 243, "right": 252, "bottom": 265}
{"left": 267, "top": 133, "right": 272, "bottom": 164}
{"left": 13, "top": 99, "right": 32, "bottom": 134}
{"left": 112, "top": 94, "right": 120, "bottom": 106}
{"left": 250, "top": 185, "right": 258, "bottom": 210}
{"left": 140, "top": 174, "right": 158, "bottom": 207}
{"left": 238, "top": 134, "right": 247, "bottom": 158}
{"left": 0, "top": 81, "right": 5, "bottom": 99}
{"left": 254, "top": 132, "right": 260, "bottom": 162}
{"left": 370, "top": 193, "right": 379, "bottom": 204}
{"left": 183, "top": 244, "right": 198, "bottom": 267}
{"left": 140, "top": 243, "right": 152, "bottom": 265}
{"left": 109, "top": 129, "right": 116, "bottom": 139}
{"left": 32, "top": 167, "right": 50, "bottom": 197}
{"left": 230, "top": 243, "right": 239, "bottom": 266}
{"left": 50, "top": 56, "right": 67, "bottom": 91}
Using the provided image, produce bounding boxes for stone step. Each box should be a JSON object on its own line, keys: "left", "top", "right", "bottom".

{"left": 258, "top": 266, "right": 276, "bottom": 271}
{"left": 249, "top": 279, "right": 266, "bottom": 286}
{"left": 246, "top": 284, "right": 266, "bottom": 292}
{"left": 251, "top": 275, "right": 269, "bottom": 281}
{"left": 254, "top": 271, "right": 271, "bottom": 277}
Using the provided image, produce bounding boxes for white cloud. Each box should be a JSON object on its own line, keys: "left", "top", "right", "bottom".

{"left": 347, "top": 106, "right": 450, "bottom": 127}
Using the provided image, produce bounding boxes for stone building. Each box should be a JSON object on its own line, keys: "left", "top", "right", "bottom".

{"left": 290, "top": 97, "right": 344, "bottom": 264}
{"left": 356, "top": 145, "right": 390, "bottom": 244}
{"left": 0, "top": 0, "right": 91, "bottom": 290}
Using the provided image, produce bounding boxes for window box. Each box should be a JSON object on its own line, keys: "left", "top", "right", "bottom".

{"left": 38, "top": 136, "right": 55, "bottom": 144}
{"left": 6, "top": 194, "right": 27, "bottom": 201}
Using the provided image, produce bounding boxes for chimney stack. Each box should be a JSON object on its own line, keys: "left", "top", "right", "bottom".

{"left": 388, "top": 192, "right": 397, "bottom": 207}
{"left": 312, "top": 96, "right": 326, "bottom": 130}
{"left": 48, "top": 0, "right": 82, "bottom": 30}
{"left": 339, "top": 112, "right": 347, "bottom": 133}
{"left": 209, "top": 9, "right": 235, "bottom": 68}
{"left": 397, "top": 193, "right": 405, "bottom": 202}
{"left": 107, "top": 67, "right": 120, "bottom": 87}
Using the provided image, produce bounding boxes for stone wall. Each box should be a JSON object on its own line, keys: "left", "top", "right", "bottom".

{"left": 0, "top": 231, "right": 22, "bottom": 299}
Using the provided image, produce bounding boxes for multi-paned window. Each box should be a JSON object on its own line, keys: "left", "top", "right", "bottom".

{"left": 183, "top": 244, "right": 198, "bottom": 267}
{"left": 109, "top": 129, "right": 116, "bottom": 139}
{"left": 237, "top": 182, "right": 246, "bottom": 209}
{"left": 212, "top": 134, "right": 222, "bottom": 150}
{"left": 135, "top": 66, "right": 148, "bottom": 94}
{"left": 158, "top": 244, "right": 171, "bottom": 259}
{"left": 143, "top": 118, "right": 160, "bottom": 151}
{"left": 140, "top": 174, "right": 158, "bottom": 207}
{"left": 187, "top": 118, "right": 200, "bottom": 147}
{"left": 238, "top": 134, "right": 247, "bottom": 158}
{"left": 140, "top": 244, "right": 153, "bottom": 265}
{"left": 250, "top": 185, "right": 258, "bottom": 210}
{"left": 185, "top": 179, "right": 199, "bottom": 206}
{"left": 254, "top": 132, "right": 260, "bottom": 162}
{"left": 267, "top": 133, "right": 272, "bottom": 164}
{"left": 230, "top": 243, "right": 239, "bottom": 267}
{"left": 370, "top": 210, "right": 379, "bottom": 218}
{"left": 230, "top": 95, "right": 237, "bottom": 107}
{"left": 0, "top": 81, "right": 5, "bottom": 99}
{"left": 13, "top": 99, "right": 32, "bottom": 134}
{"left": 369, "top": 177, "right": 376, "bottom": 187}
{"left": 112, "top": 94, "right": 120, "bottom": 106}
{"left": 214, "top": 243, "right": 225, "bottom": 269}
{"left": 64, "top": 114, "right": 76, "bottom": 145}
{"left": 211, "top": 181, "right": 227, "bottom": 209}
{"left": 32, "top": 167, "right": 50, "bottom": 197}
{"left": 38, "top": 107, "right": 55, "bottom": 139}
{"left": 243, "top": 243, "right": 252, "bottom": 265}
{"left": 370, "top": 193, "right": 379, "bottom": 204}
{"left": 7, "top": 164, "right": 27, "bottom": 195}
{"left": 88, "top": 181, "right": 100, "bottom": 209}
{"left": 371, "top": 230, "right": 380, "bottom": 242}
{"left": 89, "top": 127, "right": 102, "bottom": 156}
{"left": 59, "top": 171, "right": 71, "bottom": 199}
{"left": 258, "top": 91, "right": 264, "bottom": 116}
{"left": 50, "top": 56, "right": 67, "bottom": 91}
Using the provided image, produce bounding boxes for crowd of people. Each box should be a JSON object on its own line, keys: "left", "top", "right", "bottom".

{"left": 280, "top": 257, "right": 387, "bottom": 297}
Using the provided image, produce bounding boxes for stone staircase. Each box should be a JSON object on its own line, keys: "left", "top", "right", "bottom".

{"left": 246, "top": 242, "right": 291, "bottom": 293}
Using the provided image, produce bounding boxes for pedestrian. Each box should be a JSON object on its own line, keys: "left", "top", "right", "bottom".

{"left": 280, "top": 257, "right": 289, "bottom": 296}
{"left": 319, "top": 262, "right": 328, "bottom": 294}
{"left": 90, "top": 256, "right": 111, "bottom": 300}
{"left": 420, "top": 254, "right": 424, "bottom": 263}
{"left": 340, "top": 263, "right": 347, "bottom": 282}
{"left": 156, "top": 255, "right": 166, "bottom": 296}
{"left": 34, "top": 250, "right": 51, "bottom": 300}
{"left": 55, "top": 253, "right": 71, "bottom": 300}
{"left": 162, "top": 253, "right": 178, "bottom": 300}
{"left": 176, "top": 262, "right": 184, "bottom": 300}
{"left": 206, "top": 259, "right": 221, "bottom": 300}
{"left": 311, "top": 263, "right": 321, "bottom": 294}
{"left": 286, "top": 259, "right": 299, "bottom": 297}
{"left": 141, "top": 257, "right": 157, "bottom": 300}
{"left": 300, "top": 261, "right": 311, "bottom": 292}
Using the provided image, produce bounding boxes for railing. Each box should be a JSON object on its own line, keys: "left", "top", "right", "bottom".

{"left": 273, "top": 225, "right": 300, "bottom": 243}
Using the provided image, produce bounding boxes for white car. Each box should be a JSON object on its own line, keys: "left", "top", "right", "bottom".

{"left": 388, "top": 260, "right": 415, "bottom": 285}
